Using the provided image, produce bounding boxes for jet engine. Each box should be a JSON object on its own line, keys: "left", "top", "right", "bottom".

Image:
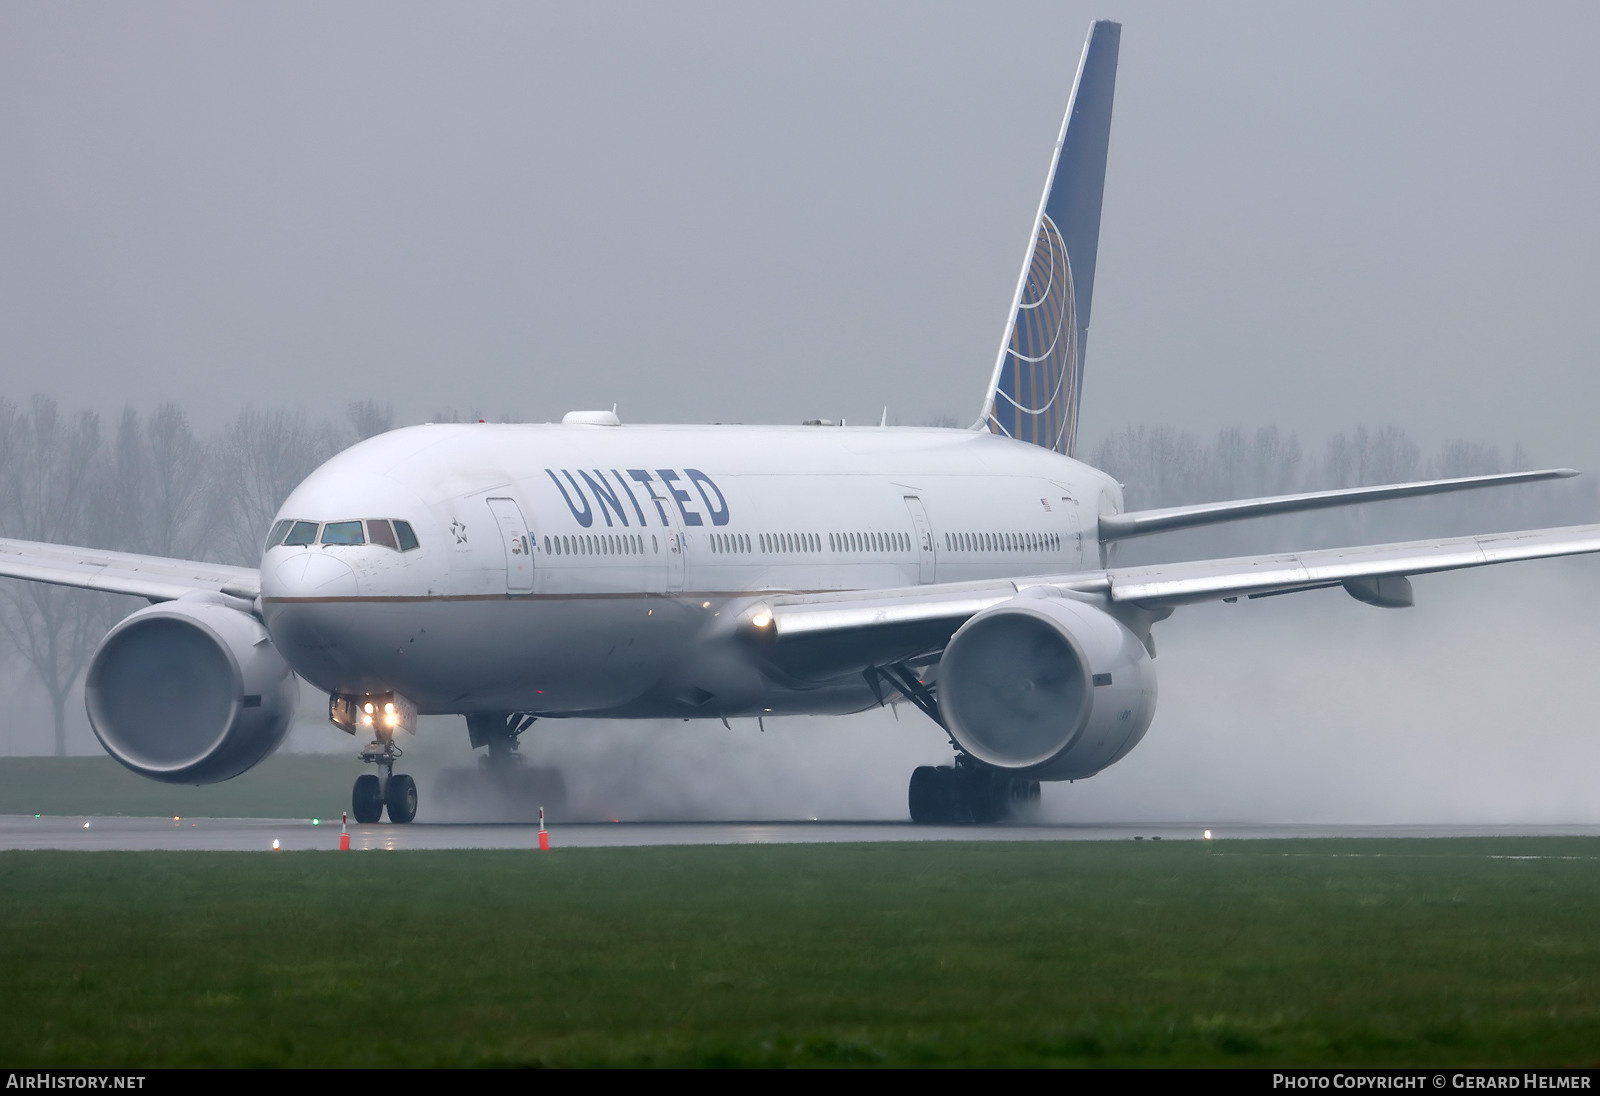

{"left": 938, "top": 594, "right": 1156, "bottom": 781}
{"left": 84, "top": 595, "right": 298, "bottom": 784}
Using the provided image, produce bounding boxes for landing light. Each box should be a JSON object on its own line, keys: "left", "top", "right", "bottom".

{"left": 750, "top": 610, "right": 772, "bottom": 629}
{"left": 331, "top": 690, "right": 419, "bottom": 737}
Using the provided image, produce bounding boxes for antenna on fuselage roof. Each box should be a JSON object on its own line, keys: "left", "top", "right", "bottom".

{"left": 975, "top": 19, "right": 1120, "bottom": 460}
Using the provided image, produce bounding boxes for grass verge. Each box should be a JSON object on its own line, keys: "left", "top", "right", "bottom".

{"left": 0, "top": 754, "right": 357, "bottom": 819}
{"left": 2, "top": 838, "right": 1599, "bottom": 1067}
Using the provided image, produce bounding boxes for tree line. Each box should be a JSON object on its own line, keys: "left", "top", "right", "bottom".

{"left": 0, "top": 397, "right": 393, "bottom": 754}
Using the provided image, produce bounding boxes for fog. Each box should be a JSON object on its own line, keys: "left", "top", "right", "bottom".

{"left": 2, "top": 3, "right": 1598, "bottom": 823}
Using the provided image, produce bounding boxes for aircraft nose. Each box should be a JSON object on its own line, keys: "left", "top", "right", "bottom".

{"left": 267, "top": 552, "right": 358, "bottom": 599}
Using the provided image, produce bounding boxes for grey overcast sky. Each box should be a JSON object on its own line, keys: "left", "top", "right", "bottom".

{"left": 2, "top": 2, "right": 1597, "bottom": 464}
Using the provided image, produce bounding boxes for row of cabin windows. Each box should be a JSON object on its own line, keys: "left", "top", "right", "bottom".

{"left": 267, "top": 518, "right": 420, "bottom": 552}
{"left": 545, "top": 533, "right": 651, "bottom": 556}
{"left": 832, "top": 531, "right": 908, "bottom": 554}
{"left": 723, "top": 532, "right": 907, "bottom": 555}
{"left": 944, "top": 531, "right": 1060, "bottom": 553}
{"left": 475, "top": 527, "right": 1058, "bottom": 563}
{"left": 541, "top": 530, "right": 906, "bottom": 559}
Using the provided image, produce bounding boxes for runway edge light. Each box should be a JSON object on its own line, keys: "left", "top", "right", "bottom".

{"left": 340, "top": 812, "right": 350, "bottom": 851}
{"left": 539, "top": 806, "right": 550, "bottom": 851}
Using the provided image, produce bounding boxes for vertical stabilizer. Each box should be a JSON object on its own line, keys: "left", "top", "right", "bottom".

{"left": 979, "top": 20, "right": 1120, "bottom": 458}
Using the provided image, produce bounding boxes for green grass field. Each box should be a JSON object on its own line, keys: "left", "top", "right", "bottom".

{"left": 3, "top": 839, "right": 1599, "bottom": 1067}
{"left": 0, "top": 754, "right": 360, "bottom": 819}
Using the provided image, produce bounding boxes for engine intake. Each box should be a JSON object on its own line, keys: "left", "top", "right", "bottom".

{"left": 85, "top": 595, "right": 298, "bottom": 784}
{"left": 938, "top": 594, "right": 1156, "bottom": 780}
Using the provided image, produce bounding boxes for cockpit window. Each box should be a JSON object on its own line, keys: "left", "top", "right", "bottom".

{"left": 393, "top": 520, "right": 420, "bottom": 551}
{"left": 367, "top": 519, "right": 399, "bottom": 550}
{"left": 283, "top": 520, "right": 320, "bottom": 547}
{"left": 320, "top": 520, "right": 365, "bottom": 545}
{"left": 265, "top": 519, "right": 293, "bottom": 550}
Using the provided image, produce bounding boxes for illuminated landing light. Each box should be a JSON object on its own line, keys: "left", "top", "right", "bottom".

{"left": 750, "top": 609, "right": 773, "bottom": 629}
{"left": 702, "top": 601, "right": 711, "bottom": 609}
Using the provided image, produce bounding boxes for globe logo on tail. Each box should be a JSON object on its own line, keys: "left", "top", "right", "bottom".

{"left": 987, "top": 213, "right": 1079, "bottom": 457}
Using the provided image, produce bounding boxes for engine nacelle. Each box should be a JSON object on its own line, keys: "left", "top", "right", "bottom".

{"left": 938, "top": 594, "right": 1156, "bottom": 781}
{"left": 84, "top": 595, "right": 298, "bottom": 784}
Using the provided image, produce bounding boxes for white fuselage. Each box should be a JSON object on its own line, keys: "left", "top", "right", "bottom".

{"left": 259, "top": 422, "right": 1123, "bottom": 718}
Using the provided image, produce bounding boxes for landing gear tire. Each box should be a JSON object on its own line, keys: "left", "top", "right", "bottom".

{"left": 909, "top": 765, "right": 961, "bottom": 824}
{"left": 353, "top": 774, "right": 384, "bottom": 824}
{"left": 908, "top": 765, "right": 1039, "bottom": 824}
{"left": 385, "top": 773, "right": 418, "bottom": 824}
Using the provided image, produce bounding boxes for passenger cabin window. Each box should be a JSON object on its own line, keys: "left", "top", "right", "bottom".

{"left": 284, "top": 521, "right": 320, "bottom": 547}
{"left": 367, "top": 519, "right": 399, "bottom": 551}
{"left": 321, "top": 521, "right": 365, "bottom": 545}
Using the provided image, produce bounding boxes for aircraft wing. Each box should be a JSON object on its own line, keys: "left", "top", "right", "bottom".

{"left": 0, "top": 537, "right": 260, "bottom": 603}
{"left": 743, "top": 523, "right": 1600, "bottom": 678}
{"left": 1099, "top": 468, "right": 1578, "bottom": 540}
{"left": 1104, "top": 523, "right": 1600, "bottom": 607}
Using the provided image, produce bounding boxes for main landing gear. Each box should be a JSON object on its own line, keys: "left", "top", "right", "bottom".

{"left": 352, "top": 734, "right": 418, "bottom": 824}
{"left": 864, "top": 662, "right": 1040, "bottom": 825}
{"left": 438, "top": 712, "right": 566, "bottom": 817}
{"left": 908, "top": 762, "right": 1040, "bottom": 825}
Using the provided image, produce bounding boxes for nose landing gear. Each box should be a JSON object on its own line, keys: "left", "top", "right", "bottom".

{"left": 331, "top": 692, "right": 421, "bottom": 824}
{"left": 352, "top": 732, "right": 418, "bottom": 824}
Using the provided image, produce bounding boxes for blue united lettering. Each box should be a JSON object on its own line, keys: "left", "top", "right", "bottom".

{"left": 546, "top": 468, "right": 731, "bottom": 528}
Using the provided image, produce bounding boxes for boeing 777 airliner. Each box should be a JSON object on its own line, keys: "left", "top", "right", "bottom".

{"left": 4, "top": 21, "right": 1598, "bottom": 824}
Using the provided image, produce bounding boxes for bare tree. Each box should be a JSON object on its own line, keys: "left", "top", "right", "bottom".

{"left": 346, "top": 399, "right": 395, "bottom": 443}
{"left": 211, "top": 408, "right": 342, "bottom": 565}
{"left": 0, "top": 398, "right": 132, "bottom": 755}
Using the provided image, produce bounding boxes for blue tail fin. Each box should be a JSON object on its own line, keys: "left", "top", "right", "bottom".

{"left": 979, "top": 19, "right": 1120, "bottom": 458}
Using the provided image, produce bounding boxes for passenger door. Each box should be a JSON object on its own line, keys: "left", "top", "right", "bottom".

{"left": 903, "top": 495, "right": 936, "bottom": 584}
{"left": 486, "top": 497, "right": 535, "bottom": 594}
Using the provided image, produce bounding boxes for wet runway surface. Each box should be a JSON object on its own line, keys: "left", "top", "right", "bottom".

{"left": 4, "top": 814, "right": 1600, "bottom": 852}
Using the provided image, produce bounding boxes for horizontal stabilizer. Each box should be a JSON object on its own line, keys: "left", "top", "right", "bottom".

{"left": 1099, "top": 468, "right": 1579, "bottom": 541}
